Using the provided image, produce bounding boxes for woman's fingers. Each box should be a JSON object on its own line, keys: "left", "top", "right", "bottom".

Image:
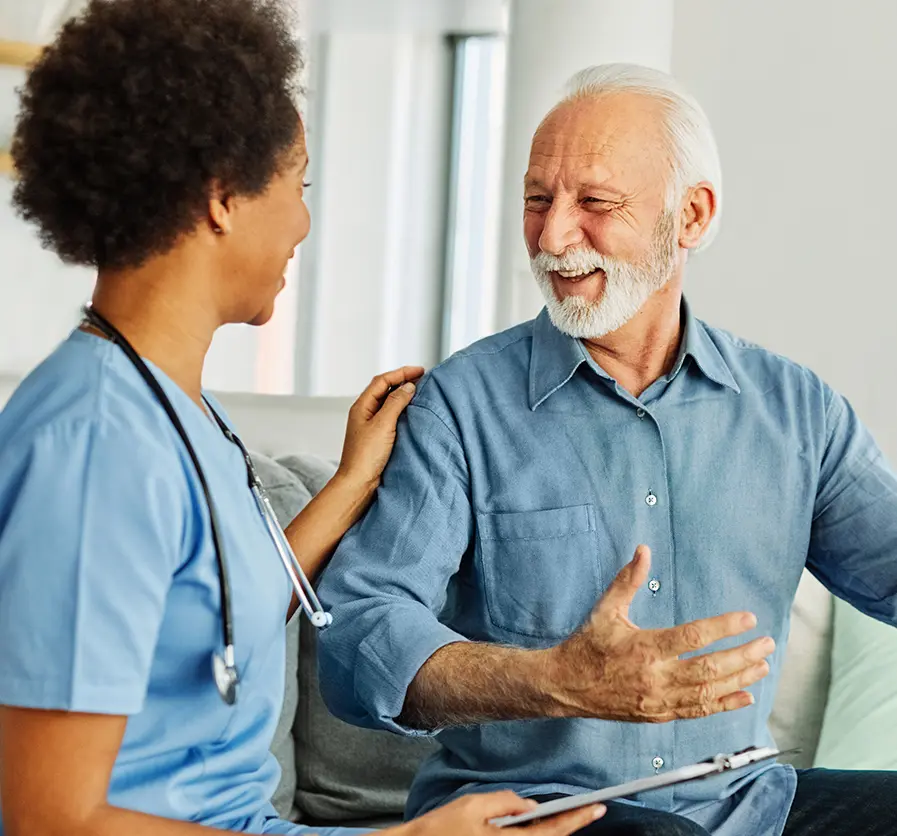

{"left": 373, "top": 381, "right": 417, "bottom": 426}
{"left": 463, "top": 790, "right": 538, "bottom": 820}
{"left": 516, "top": 805, "right": 606, "bottom": 835}
{"left": 354, "top": 366, "right": 425, "bottom": 419}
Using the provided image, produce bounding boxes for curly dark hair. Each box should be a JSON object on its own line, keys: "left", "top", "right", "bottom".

{"left": 11, "top": 0, "right": 303, "bottom": 270}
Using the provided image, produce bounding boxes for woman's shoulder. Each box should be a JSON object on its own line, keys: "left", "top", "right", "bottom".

{"left": 0, "top": 331, "right": 183, "bottom": 474}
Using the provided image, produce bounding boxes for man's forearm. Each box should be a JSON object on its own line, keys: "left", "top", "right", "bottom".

{"left": 399, "top": 641, "right": 567, "bottom": 730}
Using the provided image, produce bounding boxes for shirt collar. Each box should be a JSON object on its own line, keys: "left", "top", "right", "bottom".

{"left": 528, "top": 300, "right": 740, "bottom": 411}
{"left": 529, "top": 309, "right": 589, "bottom": 410}
{"left": 675, "top": 299, "right": 741, "bottom": 394}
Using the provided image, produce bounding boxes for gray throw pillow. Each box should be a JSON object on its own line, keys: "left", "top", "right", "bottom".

{"left": 255, "top": 451, "right": 437, "bottom": 824}
{"left": 267, "top": 457, "right": 437, "bottom": 824}
{"left": 293, "top": 620, "right": 438, "bottom": 823}
{"left": 250, "top": 452, "right": 314, "bottom": 820}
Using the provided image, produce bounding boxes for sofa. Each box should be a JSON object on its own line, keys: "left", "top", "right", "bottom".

{"left": 255, "top": 449, "right": 897, "bottom": 831}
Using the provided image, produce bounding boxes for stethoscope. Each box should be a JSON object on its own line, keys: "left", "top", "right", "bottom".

{"left": 82, "top": 306, "right": 332, "bottom": 706}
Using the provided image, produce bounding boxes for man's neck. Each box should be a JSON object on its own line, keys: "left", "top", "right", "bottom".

{"left": 89, "top": 254, "right": 222, "bottom": 408}
{"left": 580, "top": 280, "right": 684, "bottom": 399}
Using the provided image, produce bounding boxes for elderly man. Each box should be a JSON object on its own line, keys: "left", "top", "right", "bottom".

{"left": 316, "top": 64, "right": 897, "bottom": 836}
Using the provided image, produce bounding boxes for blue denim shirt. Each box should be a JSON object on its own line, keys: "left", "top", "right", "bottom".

{"left": 317, "top": 303, "right": 897, "bottom": 836}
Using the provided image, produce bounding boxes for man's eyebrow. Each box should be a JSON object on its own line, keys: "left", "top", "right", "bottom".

{"left": 523, "top": 177, "right": 628, "bottom": 199}
{"left": 580, "top": 183, "right": 626, "bottom": 198}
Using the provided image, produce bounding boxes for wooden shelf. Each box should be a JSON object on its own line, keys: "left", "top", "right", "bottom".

{"left": 0, "top": 40, "right": 44, "bottom": 68}
{"left": 0, "top": 153, "right": 15, "bottom": 177}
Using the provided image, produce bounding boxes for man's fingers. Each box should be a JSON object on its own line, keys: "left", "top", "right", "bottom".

{"left": 668, "top": 660, "right": 769, "bottom": 713}
{"left": 670, "top": 637, "right": 775, "bottom": 687}
{"left": 653, "top": 610, "right": 758, "bottom": 658}
{"left": 517, "top": 805, "right": 606, "bottom": 835}
{"left": 674, "top": 689, "right": 756, "bottom": 720}
{"left": 353, "top": 366, "right": 425, "bottom": 418}
{"left": 595, "top": 545, "right": 652, "bottom": 617}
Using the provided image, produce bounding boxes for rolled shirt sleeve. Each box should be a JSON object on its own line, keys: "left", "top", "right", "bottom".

{"left": 0, "top": 417, "right": 187, "bottom": 715}
{"left": 317, "top": 384, "right": 473, "bottom": 735}
{"left": 808, "top": 385, "right": 897, "bottom": 624}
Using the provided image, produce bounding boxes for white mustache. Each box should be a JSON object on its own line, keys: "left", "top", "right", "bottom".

{"left": 531, "top": 248, "right": 614, "bottom": 274}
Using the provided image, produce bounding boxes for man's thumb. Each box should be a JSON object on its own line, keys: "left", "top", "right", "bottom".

{"left": 596, "top": 545, "right": 652, "bottom": 616}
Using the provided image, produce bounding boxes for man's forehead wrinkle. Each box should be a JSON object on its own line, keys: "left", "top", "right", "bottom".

{"left": 532, "top": 129, "right": 619, "bottom": 157}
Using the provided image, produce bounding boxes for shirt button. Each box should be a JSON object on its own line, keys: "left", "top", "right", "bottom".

{"left": 645, "top": 492, "right": 658, "bottom": 507}
{"left": 652, "top": 756, "right": 665, "bottom": 770}
{"left": 636, "top": 408, "right": 646, "bottom": 418}
{"left": 648, "top": 579, "right": 661, "bottom": 593}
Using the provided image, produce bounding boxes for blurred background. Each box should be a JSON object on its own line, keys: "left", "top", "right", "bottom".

{"left": 1, "top": 0, "right": 895, "bottom": 461}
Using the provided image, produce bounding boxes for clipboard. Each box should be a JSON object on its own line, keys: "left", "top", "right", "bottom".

{"left": 490, "top": 746, "right": 798, "bottom": 828}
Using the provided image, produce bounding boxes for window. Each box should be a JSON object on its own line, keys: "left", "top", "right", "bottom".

{"left": 206, "top": 29, "right": 509, "bottom": 397}
{"left": 441, "top": 34, "right": 507, "bottom": 357}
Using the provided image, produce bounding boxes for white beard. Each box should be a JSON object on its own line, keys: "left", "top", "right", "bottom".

{"left": 531, "top": 211, "right": 679, "bottom": 339}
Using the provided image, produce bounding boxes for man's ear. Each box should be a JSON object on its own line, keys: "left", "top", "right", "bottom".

{"left": 208, "top": 182, "right": 235, "bottom": 235}
{"left": 678, "top": 182, "right": 716, "bottom": 250}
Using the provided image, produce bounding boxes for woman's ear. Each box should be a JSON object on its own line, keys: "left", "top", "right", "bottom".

{"left": 678, "top": 182, "right": 716, "bottom": 250}
{"left": 208, "top": 183, "right": 234, "bottom": 235}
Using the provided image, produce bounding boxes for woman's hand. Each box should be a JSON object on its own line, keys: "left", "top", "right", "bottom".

{"left": 282, "top": 366, "right": 424, "bottom": 595}
{"left": 337, "top": 366, "right": 425, "bottom": 494}
{"left": 395, "top": 791, "right": 605, "bottom": 836}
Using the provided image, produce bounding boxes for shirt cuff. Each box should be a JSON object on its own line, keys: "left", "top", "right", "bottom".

{"left": 356, "top": 606, "right": 468, "bottom": 736}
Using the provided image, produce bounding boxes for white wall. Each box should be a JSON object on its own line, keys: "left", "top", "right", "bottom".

{"left": 0, "top": 178, "right": 95, "bottom": 375}
{"left": 672, "top": 0, "right": 897, "bottom": 463}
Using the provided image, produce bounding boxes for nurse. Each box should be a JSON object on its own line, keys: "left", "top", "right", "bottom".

{"left": 0, "top": 1, "right": 604, "bottom": 835}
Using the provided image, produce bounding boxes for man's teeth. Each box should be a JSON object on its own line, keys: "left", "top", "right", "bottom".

{"left": 557, "top": 267, "right": 598, "bottom": 279}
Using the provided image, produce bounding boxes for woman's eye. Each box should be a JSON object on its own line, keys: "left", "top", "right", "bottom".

{"left": 302, "top": 181, "right": 312, "bottom": 189}
{"left": 525, "top": 195, "right": 550, "bottom": 204}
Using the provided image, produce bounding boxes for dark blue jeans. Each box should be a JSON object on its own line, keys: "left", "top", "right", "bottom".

{"left": 534, "top": 769, "right": 897, "bottom": 835}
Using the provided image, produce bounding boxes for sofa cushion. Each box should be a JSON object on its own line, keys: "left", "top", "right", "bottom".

{"left": 768, "top": 570, "right": 834, "bottom": 768}
{"left": 813, "top": 597, "right": 897, "bottom": 769}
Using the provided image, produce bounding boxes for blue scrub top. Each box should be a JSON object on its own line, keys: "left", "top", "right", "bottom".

{"left": 0, "top": 331, "right": 351, "bottom": 835}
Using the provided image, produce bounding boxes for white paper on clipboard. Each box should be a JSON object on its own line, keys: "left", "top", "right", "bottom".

{"left": 490, "top": 746, "right": 796, "bottom": 828}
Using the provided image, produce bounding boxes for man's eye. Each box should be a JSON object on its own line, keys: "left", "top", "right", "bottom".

{"left": 582, "top": 197, "right": 608, "bottom": 204}
{"left": 525, "top": 195, "right": 550, "bottom": 204}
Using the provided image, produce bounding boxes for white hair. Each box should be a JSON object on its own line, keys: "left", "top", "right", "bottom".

{"left": 559, "top": 63, "right": 722, "bottom": 252}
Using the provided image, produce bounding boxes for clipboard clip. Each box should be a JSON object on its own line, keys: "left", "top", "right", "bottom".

{"left": 709, "top": 746, "right": 802, "bottom": 772}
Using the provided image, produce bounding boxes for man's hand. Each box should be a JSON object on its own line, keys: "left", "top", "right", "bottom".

{"left": 397, "top": 791, "right": 604, "bottom": 836}
{"left": 545, "top": 545, "right": 775, "bottom": 722}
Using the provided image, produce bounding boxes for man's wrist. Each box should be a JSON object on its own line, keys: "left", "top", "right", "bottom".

{"left": 522, "top": 646, "right": 579, "bottom": 720}
{"left": 536, "top": 640, "right": 606, "bottom": 720}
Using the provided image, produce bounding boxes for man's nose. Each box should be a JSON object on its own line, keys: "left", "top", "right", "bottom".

{"left": 538, "top": 202, "right": 583, "bottom": 256}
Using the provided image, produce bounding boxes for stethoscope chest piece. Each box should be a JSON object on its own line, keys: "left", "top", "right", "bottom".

{"left": 212, "top": 646, "right": 240, "bottom": 706}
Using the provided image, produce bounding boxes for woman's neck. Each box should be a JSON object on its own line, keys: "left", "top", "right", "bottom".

{"left": 90, "top": 255, "right": 222, "bottom": 408}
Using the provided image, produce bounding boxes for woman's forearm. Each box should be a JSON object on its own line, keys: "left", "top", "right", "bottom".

{"left": 283, "top": 470, "right": 377, "bottom": 583}
{"left": 8, "top": 803, "right": 227, "bottom": 836}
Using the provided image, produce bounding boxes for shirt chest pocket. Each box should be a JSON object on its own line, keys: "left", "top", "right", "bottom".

{"left": 476, "top": 504, "right": 600, "bottom": 642}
